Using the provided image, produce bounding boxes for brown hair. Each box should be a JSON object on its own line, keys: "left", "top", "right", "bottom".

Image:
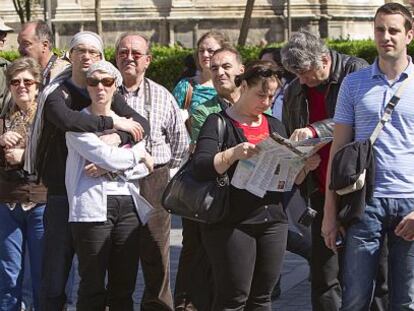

{"left": 6, "top": 57, "right": 42, "bottom": 87}
{"left": 194, "top": 31, "right": 230, "bottom": 71}
{"left": 374, "top": 2, "right": 413, "bottom": 32}
{"left": 235, "top": 60, "right": 282, "bottom": 91}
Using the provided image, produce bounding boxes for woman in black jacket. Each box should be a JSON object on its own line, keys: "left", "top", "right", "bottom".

{"left": 192, "top": 60, "right": 319, "bottom": 310}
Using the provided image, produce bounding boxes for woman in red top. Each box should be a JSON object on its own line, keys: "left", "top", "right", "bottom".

{"left": 192, "top": 61, "right": 319, "bottom": 310}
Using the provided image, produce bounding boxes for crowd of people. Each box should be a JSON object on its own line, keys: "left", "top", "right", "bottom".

{"left": 1, "top": 2, "right": 414, "bottom": 311}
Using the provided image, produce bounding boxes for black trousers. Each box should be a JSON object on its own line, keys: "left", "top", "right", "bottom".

{"left": 310, "top": 192, "right": 388, "bottom": 311}
{"left": 71, "top": 195, "right": 140, "bottom": 311}
{"left": 138, "top": 165, "right": 173, "bottom": 311}
{"left": 310, "top": 192, "right": 342, "bottom": 310}
{"left": 201, "top": 221, "right": 288, "bottom": 311}
{"left": 40, "top": 194, "right": 74, "bottom": 311}
{"left": 175, "top": 219, "right": 212, "bottom": 311}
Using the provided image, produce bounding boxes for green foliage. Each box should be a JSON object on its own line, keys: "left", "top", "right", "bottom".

{"left": 3, "top": 40, "right": 414, "bottom": 90}
{"left": 0, "top": 50, "right": 20, "bottom": 62}
{"left": 327, "top": 39, "right": 377, "bottom": 64}
{"left": 147, "top": 45, "right": 193, "bottom": 90}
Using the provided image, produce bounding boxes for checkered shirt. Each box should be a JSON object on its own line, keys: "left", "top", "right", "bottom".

{"left": 119, "top": 78, "right": 189, "bottom": 168}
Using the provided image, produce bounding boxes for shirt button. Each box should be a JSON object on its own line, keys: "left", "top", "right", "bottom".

{"left": 264, "top": 218, "right": 268, "bottom": 222}
{"left": 264, "top": 205, "right": 268, "bottom": 209}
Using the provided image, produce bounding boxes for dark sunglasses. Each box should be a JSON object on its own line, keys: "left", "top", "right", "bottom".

{"left": 10, "top": 79, "right": 37, "bottom": 87}
{"left": 244, "top": 68, "right": 280, "bottom": 80}
{"left": 86, "top": 77, "right": 116, "bottom": 87}
{"left": 117, "top": 49, "right": 147, "bottom": 60}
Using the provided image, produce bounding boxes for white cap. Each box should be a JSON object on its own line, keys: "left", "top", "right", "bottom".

{"left": 0, "top": 19, "right": 13, "bottom": 33}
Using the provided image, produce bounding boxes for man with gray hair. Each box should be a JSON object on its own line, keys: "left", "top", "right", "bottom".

{"left": 280, "top": 29, "right": 383, "bottom": 311}
{"left": 36, "top": 31, "right": 148, "bottom": 311}
{"left": 18, "top": 20, "right": 69, "bottom": 86}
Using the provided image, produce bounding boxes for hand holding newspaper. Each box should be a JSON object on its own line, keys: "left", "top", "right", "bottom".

{"left": 231, "top": 132, "right": 332, "bottom": 197}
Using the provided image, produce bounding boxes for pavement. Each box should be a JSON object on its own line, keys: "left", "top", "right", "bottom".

{"left": 66, "top": 215, "right": 312, "bottom": 310}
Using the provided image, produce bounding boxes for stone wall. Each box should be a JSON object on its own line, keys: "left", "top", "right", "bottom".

{"left": 1, "top": 0, "right": 411, "bottom": 49}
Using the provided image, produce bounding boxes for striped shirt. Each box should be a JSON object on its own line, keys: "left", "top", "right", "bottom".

{"left": 334, "top": 59, "right": 414, "bottom": 198}
{"left": 119, "top": 78, "right": 189, "bottom": 168}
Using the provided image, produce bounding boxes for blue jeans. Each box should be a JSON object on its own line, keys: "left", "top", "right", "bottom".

{"left": 0, "top": 203, "right": 45, "bottom": 311}
{"left": 341, "top": 198, "right": 414, "bottom": 311}
{"left": 40, "top": 195, "right": 74, "bottom": 311}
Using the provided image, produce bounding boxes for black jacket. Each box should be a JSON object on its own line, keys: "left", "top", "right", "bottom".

{"left": 282, "top": 50, "right": 368, "bottom": 197}
{"left": 329, "top": 139, "right": 375, "bottom": 227}
{"left": 39, "top": 79, "right": 149, "bottom": 195}
{"left": 282, "top": 49, "right": 368, "bottom": 138}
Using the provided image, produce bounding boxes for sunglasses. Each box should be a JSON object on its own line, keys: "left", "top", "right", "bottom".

{"left": 10, "top": 79, "right": 37, "bottom": 87}
{"left": 117, "top": 49, "right": 147, "bottom": 60}
{"left": 242, "top": 68, "right": 281, "bottom": 82}
{"left": 86, "top": 77, "right": 116, "bottom": 87}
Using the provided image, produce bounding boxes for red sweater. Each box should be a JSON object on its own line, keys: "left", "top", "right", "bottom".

{"left": 307, "top": 87, "right": 331, "bottom": 194}
{"left": 231, "top": 115, "right": 270, "bottom": 145}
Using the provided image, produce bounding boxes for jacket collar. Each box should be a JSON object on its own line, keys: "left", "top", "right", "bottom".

{"left": 295, "top": 49, "right": 341, "bottom": 95}
{"left": 327, "top": 49, "right": 343, "bottom": 84}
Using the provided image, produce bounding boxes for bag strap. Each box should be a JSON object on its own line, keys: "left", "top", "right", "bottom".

{"left": 216, "top": 113, "right": 227, "bottom": 152}
{"left": 183, "top": 79, "right": 194, "bottom": 135}
{"left": 370, "top": 73, "right": 414, "bottom": 144}
{"left": 143, "top": 78, "right": 153, "bottom": 151}
{"left": 183, "top": 79, "right": 194, "bottom": 111}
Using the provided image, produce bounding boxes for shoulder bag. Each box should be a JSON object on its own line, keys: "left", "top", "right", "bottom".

{"left": 162, "top": 113, "right": 230, "bottom": 224}
{"left": 330, "top": 73, "right": 414, "bottom": 226}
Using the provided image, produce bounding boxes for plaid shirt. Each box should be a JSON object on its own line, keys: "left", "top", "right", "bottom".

{"left": 119, "top": 78, "right": 189, "bottom": 168}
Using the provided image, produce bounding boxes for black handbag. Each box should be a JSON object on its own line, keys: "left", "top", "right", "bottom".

{"left": 162, "top": 113, "right": 230, "bottom": 224}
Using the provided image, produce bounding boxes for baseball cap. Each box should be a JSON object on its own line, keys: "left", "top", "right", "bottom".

{"left": 0, "top": 19, "right": 13, "bottom": 33}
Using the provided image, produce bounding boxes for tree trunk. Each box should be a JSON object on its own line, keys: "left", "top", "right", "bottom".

{"left": 12, "top": 0, "right": 26, "bottom": 24}
{"left": 95, "top": 0, "right": 103, "bottom": 37}
{"left": 238, "top": 0, "right": 255, "bottom": 46}
{"left": 25, "top": 0, "right": 31, "bottom": 21}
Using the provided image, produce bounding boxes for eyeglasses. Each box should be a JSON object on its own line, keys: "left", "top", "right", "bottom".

{"left": 10, "top": 79, "right": 37, "bottom": 87}
{"left": 86, "top": 77, "right": 116, "bottom": 87}
{"left": 73, "top": 47, "right": 101, "bottom": 58}
{"left": 117, "top": 49, "right": 147, "bottom": 60}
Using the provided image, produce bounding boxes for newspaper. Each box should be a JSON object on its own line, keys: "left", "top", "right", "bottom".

{"left": 231, "top": 132, "right": 332, "bottom": 197}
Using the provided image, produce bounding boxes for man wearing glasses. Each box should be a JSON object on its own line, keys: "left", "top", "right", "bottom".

{"left": 33, "top": 31, "right": 147, "bottom": 311}
{"left": 0, "top": 18, "right": 12, "bottom": 117}
{"left": 115, "top": 33, "right": 188, "bottom": 311}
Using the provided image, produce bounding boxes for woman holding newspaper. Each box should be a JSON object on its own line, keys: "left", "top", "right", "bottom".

{"left": 64, "top": 60, "right": 153, "bottom": 311}
{"left": 192, "top": 60, "right": 320, "bottom": 310}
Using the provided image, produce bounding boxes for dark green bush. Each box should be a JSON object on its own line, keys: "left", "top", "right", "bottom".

{"left": 2, "top": 40, "right": 414, "bottom": 90}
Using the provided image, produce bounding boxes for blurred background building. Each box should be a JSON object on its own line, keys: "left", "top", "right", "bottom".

{"left": 0, "top": 0, "right": 410, "bottom": 49}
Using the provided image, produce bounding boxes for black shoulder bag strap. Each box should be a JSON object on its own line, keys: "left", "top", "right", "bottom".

{"left": 42, "top": 54, "right": 58, "bottom": 86}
